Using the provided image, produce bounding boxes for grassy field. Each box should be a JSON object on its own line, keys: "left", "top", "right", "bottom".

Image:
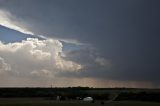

{"left": 0, "top": 98, "right": 160, "bottom": 106}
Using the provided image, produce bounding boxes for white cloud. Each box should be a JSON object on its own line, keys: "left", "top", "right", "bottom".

{"left": 0, "top": 57, "right": 11, "bottom": 72}
{"left": 55, "top": 59, "right": 82, "bottom": 71}
{"left": 59, "top": 38, "right": 85, "bottom": 45}
{"left": 0, "top": 38, "right": 82, "bottom": 77}
{"left": 0, "top": 9, "right": 34, "bottom": 35}
{"left": 30, "top": 69, "right": 52, "bottom": 77}
{"left": 95, "top": 57, "right": 111, "bottom": 67}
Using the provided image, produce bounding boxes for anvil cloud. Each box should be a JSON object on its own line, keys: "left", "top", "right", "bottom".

{"left": 0, "top": 0, "right": 160, "bottom": 88}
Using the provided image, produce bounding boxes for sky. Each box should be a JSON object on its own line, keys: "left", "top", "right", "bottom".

{"left": 0, "top": 0, "right": 160, "bottom": 88}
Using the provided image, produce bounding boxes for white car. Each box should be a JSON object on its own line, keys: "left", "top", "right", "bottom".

{"left": 83, "top": 97, "right": 93, "bottom": 102}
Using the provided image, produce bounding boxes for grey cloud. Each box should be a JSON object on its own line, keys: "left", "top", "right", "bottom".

{"left": 0, "top": 0, "right": 160, "bottom": 86}
{"left": 62, "top": 48, "right": 160, "bottom": 85}
{"left": 59, "top": 49, "right": 112, "bottom": 79}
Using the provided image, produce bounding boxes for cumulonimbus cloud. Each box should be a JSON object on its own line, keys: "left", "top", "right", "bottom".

{"left": 0, "top": 38, "right": 82, "bottom": 77}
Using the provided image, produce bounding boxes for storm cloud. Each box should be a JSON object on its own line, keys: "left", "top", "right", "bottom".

{"left": 0, "top": 0, "right": 160, "bottom": 87}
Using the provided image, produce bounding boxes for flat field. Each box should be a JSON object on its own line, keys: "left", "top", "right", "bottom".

{"left": 0, "top": 98, "right": 160, "bottom": 106}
